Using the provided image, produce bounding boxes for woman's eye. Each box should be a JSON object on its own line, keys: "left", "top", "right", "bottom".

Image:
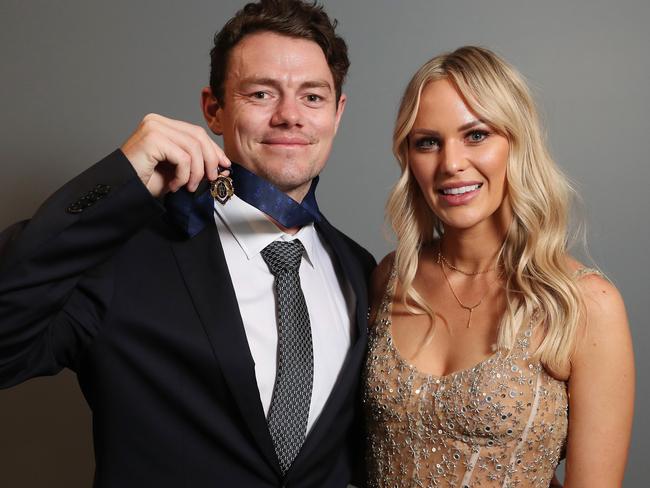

{"left": 467, "top": 130, "right": 489, "bottom": 143}
{"left": 414, "top": 137, "right": 440, "bottom": 150}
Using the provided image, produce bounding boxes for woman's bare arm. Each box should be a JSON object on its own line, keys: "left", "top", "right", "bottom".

{"left": 564, "top": 274, "right": 634, "bottom": 487}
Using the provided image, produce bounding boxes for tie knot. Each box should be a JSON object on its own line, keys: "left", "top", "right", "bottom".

{"left": 261, "top": 240, "right": 305, "bottom": 275}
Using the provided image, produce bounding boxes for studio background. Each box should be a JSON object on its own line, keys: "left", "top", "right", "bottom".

{"left": 1, "top": 0, "right": 647, "bottom": 486}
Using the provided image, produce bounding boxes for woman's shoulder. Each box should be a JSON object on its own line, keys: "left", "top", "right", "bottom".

{"left": 367, "top": 252, "right": 396, "bottom": 326}
{"left": 370, "top": 251, "right": 396, "bottom": 300}
{"left": 564, "top": 257, "right": 621, "bottom": 307}
{"left": 565, "top": 257, "right": 628, "bottom": 356}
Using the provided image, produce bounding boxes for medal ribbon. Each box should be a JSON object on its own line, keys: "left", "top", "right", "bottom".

{"left": 164, "top": 162, "right": 322, "bottom": 237}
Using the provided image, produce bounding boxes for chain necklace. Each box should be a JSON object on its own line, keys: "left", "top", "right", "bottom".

{"left": 436, "top": 250, "right": 500, "bottom": 328}
{"left": 437, "top": 250, "right": 498, "bottom": 276}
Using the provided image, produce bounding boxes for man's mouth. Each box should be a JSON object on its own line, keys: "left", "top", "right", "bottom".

{"left": 262, "top": 136, "right": 311, "bottom": 146}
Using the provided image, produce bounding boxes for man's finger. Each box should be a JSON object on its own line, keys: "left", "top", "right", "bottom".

{"left": 150, "top": 136, "right": 192, "bottom": 193}
{"left": 153, "top": 116, "right": 230, "bottom": 183}
{"left": 159, "top": 128, "right": 206, "bottom": 192}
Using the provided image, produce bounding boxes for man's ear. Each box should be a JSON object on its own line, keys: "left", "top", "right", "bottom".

{"left": 333, "top": 93, "right": 347, "bottom": 134}
{"left": 201, "top": 86, "right": 223, "bottom": 135}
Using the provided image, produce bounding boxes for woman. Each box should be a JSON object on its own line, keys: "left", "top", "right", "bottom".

{"left": 364, "top": 46, "right": 634, "bottom": 487}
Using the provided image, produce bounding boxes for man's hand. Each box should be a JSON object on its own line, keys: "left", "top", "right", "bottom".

{"left": 121, "top": 113, "right": 231, "bottom": 198}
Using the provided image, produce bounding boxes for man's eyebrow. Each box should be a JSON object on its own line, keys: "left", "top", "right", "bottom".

{"left": 239, "top": 77, "right": 281, "bottom": 88}
{"left": 300, "top": 80, "right": 332, "bottom": 91}
{"left": 239, "top": 77, "right": 332, "bottom": 91}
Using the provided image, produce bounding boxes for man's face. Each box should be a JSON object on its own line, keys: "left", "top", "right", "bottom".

{"left": 204, "top": 31, "right": 346, "bottom": 202}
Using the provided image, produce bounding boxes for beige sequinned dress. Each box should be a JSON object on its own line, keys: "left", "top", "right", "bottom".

{"left": 362, "top": 267, "right": 596, "bottom": 487}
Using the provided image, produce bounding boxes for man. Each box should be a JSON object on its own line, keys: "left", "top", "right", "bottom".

{"left": 0, "top": 0, "right": 375, "bottom": 486}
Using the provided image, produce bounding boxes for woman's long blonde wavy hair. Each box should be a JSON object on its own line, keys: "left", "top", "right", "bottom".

{"left": 387, "top": 46, "right": 584, "bottom": 375}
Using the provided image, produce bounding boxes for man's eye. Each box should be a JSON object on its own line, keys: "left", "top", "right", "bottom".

{"left": 467, "top": 130, "right": 489, "bottom": 143}
{"left": 252, "top": 91, "right": 268, "bottom": 99}
{"left": 306, "top": 94, "right": 322, "bottom": 103}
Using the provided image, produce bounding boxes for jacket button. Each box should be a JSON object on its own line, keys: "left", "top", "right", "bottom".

{"left": 95, "top": 184, "right": 111, "bottom": 195}
{"left": 77, "top": 197, "right": 93, "bottom": 208}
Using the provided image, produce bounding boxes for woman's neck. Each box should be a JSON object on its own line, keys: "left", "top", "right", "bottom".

{"left": 439, "top": 223, "right": 508, "bottom": 274}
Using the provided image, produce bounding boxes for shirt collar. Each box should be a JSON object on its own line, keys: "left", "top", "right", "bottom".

{"left": 214, "top": 195, "right": 316, "bottom": 267}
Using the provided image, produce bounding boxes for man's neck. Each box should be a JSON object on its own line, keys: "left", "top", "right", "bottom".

{"left": 268, "top": 215, "right": 301, "bottom": 235}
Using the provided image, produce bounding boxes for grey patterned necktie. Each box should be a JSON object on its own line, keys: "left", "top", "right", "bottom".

{"left": 261, "top": 239, "right": 314, "bottom": 475}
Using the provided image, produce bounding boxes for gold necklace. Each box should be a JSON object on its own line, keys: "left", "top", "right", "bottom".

{"left": 437, "top": 250, "right": 498, "bottom": 276}
{"left": 437, "top": 252, "right": 499, "bottom": 328}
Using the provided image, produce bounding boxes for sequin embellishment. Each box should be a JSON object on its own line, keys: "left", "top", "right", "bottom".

{"left": 363, "top": 267, "right": 569, "bottom": 487}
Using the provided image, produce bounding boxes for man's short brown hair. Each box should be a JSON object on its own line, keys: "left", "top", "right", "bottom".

{"left": 209, "top": 0, "right": 350, "bottom": 106}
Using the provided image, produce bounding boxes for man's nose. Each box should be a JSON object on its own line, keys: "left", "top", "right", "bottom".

{"left": 270, "top": 97, "right": 302, "bottom": 127}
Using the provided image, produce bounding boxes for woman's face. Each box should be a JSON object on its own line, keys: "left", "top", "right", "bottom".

{"left": 408, "top": 79, "right": 511, "bottom": 234}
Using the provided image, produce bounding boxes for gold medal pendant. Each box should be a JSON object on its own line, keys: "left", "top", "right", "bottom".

{"left": 210, "top": 173, "right": 234, "bottom": 204}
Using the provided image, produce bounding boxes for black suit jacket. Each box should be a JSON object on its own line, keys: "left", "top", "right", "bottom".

{"left": 0, "top": 150, "right": 376, "bottom": 487}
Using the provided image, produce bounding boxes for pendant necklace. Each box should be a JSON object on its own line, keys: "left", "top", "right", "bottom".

{"left": 436, "top": 250, "right": 500, "bottom": 328}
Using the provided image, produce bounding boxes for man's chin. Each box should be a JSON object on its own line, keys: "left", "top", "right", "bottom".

{"left": 273, "top": 179, "right": 313, "bottom": 202}
{"left": 239, "top": 157, "right": 320, "bottom": 198}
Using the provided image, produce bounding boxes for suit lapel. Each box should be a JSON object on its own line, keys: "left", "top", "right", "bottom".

{"left": 170, "top": 224, "right": 280, "bottom": 474}
{"left": 291, "top": 218, "right": 369, "bottom": 468}
{"left": 315, "top": 218, "right": 369, "bottom": 342}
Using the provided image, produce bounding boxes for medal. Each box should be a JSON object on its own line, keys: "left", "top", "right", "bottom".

{"left": 209, "top": 171, "right": 234, "bottom": 204}
{"left": 165, "top": 162, "right": 321, "bottom": 237}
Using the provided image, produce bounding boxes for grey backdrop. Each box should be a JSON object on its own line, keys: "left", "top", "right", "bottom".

{"left": 1, "top": 0, "right": 648, "bottom": 486}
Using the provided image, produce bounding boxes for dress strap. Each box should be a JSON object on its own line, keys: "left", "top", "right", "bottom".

{"left": 368, "top": 258, "right": 398, "bottom": 329}
{"left": 378, "top": 261, "right": 399, "bottom": 318}
{"left": 573, "top": 267, "right": 605, "bottom": 280}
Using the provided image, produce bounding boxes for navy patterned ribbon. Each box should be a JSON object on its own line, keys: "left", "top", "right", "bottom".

{"left": 164, "top": 162, "right": 322, "bottom": 237}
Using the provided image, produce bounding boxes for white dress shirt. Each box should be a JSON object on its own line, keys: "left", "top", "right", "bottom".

{"left": 213, "top": 195, "right": 355, "bottom": 433}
